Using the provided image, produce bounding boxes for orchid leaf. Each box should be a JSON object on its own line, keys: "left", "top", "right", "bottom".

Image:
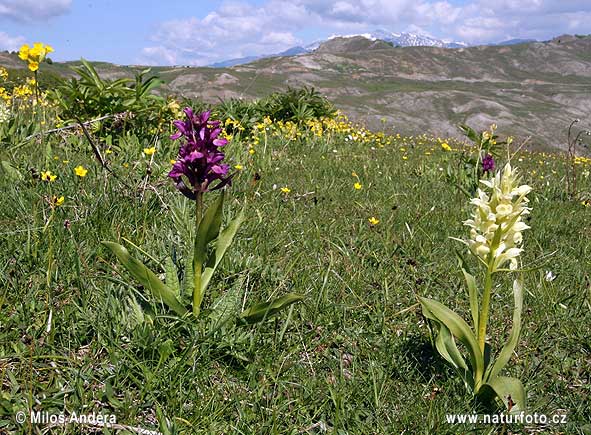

{"left": 485, "top": 278, "right": 524, "bottom": 381}
{"left": 419, "top": 297, "right": 484, "bottom": 385}
{"left": 434, "top": 321, "right": 473, "bottom": 389}
{"left": 182, "top": 255, "right": 194, "bottom": 301}
{"left": 209, "top": 276, "right": 244, "bottom": 333}
{"left": 201, "top": 208, "right": 245, "bottom": 294}
{"left": 193, "top": 192, "right": 225, "bottom": 312}
{"left": 239, "top": 293, "right": 304, "bottom": 325}
{"left": 164, "top": 256, "right": 180, "bottom": 297}
{"left": 195, "top": 192, "right": 225, "bottom": 266}
{"left": 478, "top": 376, "right": 526, "bottom": 412}
{"left": 462, "top": 268, "right": 479, "bottom": 330}
{"left": 102, "top": 241, "right": 188, "bottom": 316}
{"left": 455, "top": 251, "right": 478, "bottom": 328}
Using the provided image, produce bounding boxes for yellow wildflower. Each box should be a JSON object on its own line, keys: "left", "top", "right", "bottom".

{"left": 441, "top": 142, "right": 451, "bottom": 152}
{"left": 354, "top": 182, "right": 362, "bottom": 190}
{"left": 18, "top": 44, "right": 29, "bottom": 60}
{"left": 143, "top": 147, "right": 156, "bottom": 156}
{"left": 234, "top": 164, "right": 243, "bottom": 170}
{"left": 41, "top": 170, "right": 57, "bottom": 182}
{"left": 53, "top": 196, "right": 65, "bottom": 207}
{"left": 74, "top": 165, "right": 88, "bottom": 177}
{"left": 280, "top": 187, "right": 291, "bottom": 194}
{"left": 368, "top": 217, "right": 380, "bottom": 225}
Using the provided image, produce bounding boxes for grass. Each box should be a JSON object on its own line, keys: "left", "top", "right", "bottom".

{"left": 1, "top": 119, "right": 590, "bottom": 434}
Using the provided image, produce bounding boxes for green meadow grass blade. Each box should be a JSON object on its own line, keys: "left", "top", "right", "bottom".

{"left": 201, "top": 208, "right": 245, "bottom": 294}
{"left": 479, "top": 376, "right": 526, "bottom": 412}
{"left": 486, "top": 278, "right": 524, "bottom": 381}
{"left": 239, "top": 293, "right": 304, "bottom": 325}
{"left": 102, "top": 241, "right": 188, "bottom": 316}
{"left": 419, "top": 297, "right": 484, "bottom": 386}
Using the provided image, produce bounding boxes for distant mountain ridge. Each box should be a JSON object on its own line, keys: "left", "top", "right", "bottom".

{"left": 207, "top": 31, "right": 546, "bottom": 68}
{"left": 209, "top": 29, "right": 470, "bottom": 67}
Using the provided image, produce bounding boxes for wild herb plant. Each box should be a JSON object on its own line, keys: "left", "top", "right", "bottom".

{"left": 103, "top": 108, "right": 303, "bottom": 329}
{"left": 420, "top": 162, "right": 532, "bottom": 412}
{"left": 448, "top": 124, "right": 510, "bottom": 197}
{"left": 50, "top": 59, "right": 175, "bottom": 144}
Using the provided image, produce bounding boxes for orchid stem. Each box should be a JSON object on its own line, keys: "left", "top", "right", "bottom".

{"left": 193, "top": 191, "right": 204, "bottom": 317}
{"left": 477, "top": 261, "right": 494, "bottom": 355}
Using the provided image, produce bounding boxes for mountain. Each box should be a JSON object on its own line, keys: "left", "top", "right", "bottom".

{"left": 3, "top": 35, "right": 591, "bottom": 151}
{"left": 491, "top": 38, "right": 538, "bottom": 46}
{"left": 210, "top": 55, "right": 262, "bottom": 68}
{"left": 364, "top": 29, "right": 467, "bottom": 48}
{"left": 210, "top": 30, "right": 467, "bottom": 67}
{"left": 209, "top": 46, "right": 308, "bottom": 68}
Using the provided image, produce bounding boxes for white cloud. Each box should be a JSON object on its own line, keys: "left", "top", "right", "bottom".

{"left": 141, "top": 2, "right": 304, "bottom": 66}
{"left": 0, "top": 0, "right": 72, "bottom": 21}
{"left": 0, "top": 31, "right": 25, "bottom": 51}
{"left": 141, "top": 0, "right": 591, "bottom": 65}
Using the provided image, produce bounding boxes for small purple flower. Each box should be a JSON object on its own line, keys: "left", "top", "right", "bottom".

{"left": 168, "top": 108, "right": 231, "bottom": 199}
{"left": 482, "top": 154, "right": 495, "bottom": 174}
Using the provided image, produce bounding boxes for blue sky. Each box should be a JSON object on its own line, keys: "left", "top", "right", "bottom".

{"left": 1, "top": 0, "right": 590, "bottom": 66}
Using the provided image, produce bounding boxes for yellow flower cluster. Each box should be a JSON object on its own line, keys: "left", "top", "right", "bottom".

{"left": 0, "top": 67, "right": 7, "bottom": 81}
{"left": 19, "top": 42, "right": 54, "bottom": 72}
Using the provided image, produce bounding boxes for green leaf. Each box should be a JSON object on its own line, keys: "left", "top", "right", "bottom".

{"left": 195, "top": 193, "right": 225, "bottom": 265}
{"left": 478, "top": 376, "right": 526, "bottom": 412}
{"left": 455, "top": 250, "right": 479, "bottom": 329}
{"left": 0, "top": 160, "right": 23, "bottom": 181}
{"left": 102, "top": 241, "right": 187, "bottom": 316}
{"left": 459, "top": 124, "right": 480, "bottom": 145}
{"left": 182, "top": 255, "right": 194, "bottom": 302}
{"left": 164, "top": 256, "right": 180, "bottom": 297}
{"left": 201, "top": 208, "right": 245, "bottom": 294}
{"left": 462, "top": 269, "right": 479, "bottom": 330}
{"left": 239, "top": 293, "right": 304, "bottom": 324}
{"left": 434, "top": 322, "right": 472, "bottom": 388}
{"left": 192, "top": 192, "right": 225, "bottom": 312}
{"left": 419, "top": 297, "right": 484, "bottom": 386}
{"left": 157, "top": 339, "right": 174, "bottom": 367}
{"left": 485, "top": 278, "right": 524, "bottom": 381}
{"left": 209, "top": 276, "right": 244, "bottom": 333}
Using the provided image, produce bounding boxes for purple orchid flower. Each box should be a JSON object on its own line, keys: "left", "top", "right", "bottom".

{"left": 168, "top": 108, "right": 231, "bottom": 200}
{"left": 482, "top": 153, "right": 495, "bottom": 174}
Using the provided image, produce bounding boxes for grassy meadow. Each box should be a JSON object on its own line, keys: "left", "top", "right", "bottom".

{"left": 1, "top": 60, "right": 591, "bottom": 434}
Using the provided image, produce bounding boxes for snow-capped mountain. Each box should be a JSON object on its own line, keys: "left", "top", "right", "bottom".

{"left": 208, "top": 29, "right": 469, "bottom": 67}
{"left": 329, "top": 29, "right": 468, "bottom": 49}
